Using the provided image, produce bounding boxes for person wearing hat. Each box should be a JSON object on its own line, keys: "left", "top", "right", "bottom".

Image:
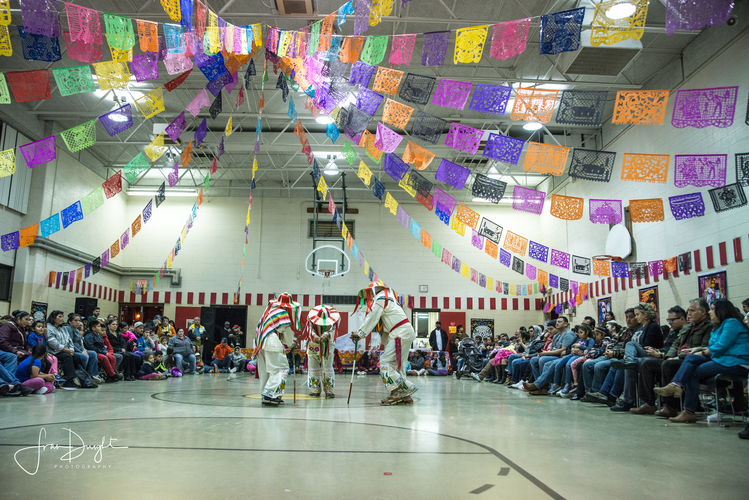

{"left": 303, "top": 305, "right": 341, "bottom": 398}
{"left": 228, "top": 325, "right": 241, "bottom": 348}
{"left": 351, "top": 283, "right": 419, "bottom": 405}
{"left": 254, "top": 293, "right": 301, "bottom": 406}
{"left": 210, "top": 338, "right": 233, "bottom": 373}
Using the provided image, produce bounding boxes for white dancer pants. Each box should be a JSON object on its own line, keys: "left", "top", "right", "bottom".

{"left": 306, "top": 341, "right": 335, "bottom": 395}
{"left": 258, "top": 335, "right": 288, "bottom": 399}
{"left": 378, "top": 328, "right": 417, "bottom": 395}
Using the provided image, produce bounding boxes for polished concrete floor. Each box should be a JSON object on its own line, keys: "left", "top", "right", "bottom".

{"left": 0, "top": 372, "right": 747, "bottom": 499}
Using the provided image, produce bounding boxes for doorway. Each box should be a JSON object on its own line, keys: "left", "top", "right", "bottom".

{"left": 201, "top": 305, "right": 248, "bottom": 346}
{"left": 119, "top": 303, "right": 164, "bottom": 325}
{"left": 411, "top": 309, "right": 440, "bottom": 338}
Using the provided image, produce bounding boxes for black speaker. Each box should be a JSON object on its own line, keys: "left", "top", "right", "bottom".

{"left": 75, "top": 297, "right": 98, "bottom": 318}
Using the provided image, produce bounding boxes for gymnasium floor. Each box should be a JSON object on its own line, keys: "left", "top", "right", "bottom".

{"left": 0, "top": 373, "right": 746, "bottom": 499}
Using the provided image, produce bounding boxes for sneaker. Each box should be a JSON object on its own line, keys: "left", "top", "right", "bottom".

{"left": 559, "top": 385, "right": 570, "bottom": 396}
{"left": 471, "top": 373, "right": 481, "bottom": 382}
{"left": 549, "top": 384, "right": 561, "bottom": 394}
{"left": 37, "top": 387, "right": 48, "bottom": 395}
{"left": 62, "top": 380, "right": 78, "bottom": 390}
{"left": 611, "top": 401, "right": 635, "bottom": 412}
{"left": 92, "top": 376, "right": 104, "bottom": 384}
{"left": 229, "top": 368, "right": 237, "bottom": 373}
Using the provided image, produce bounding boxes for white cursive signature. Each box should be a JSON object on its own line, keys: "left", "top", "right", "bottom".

{"left": 14, "top": 428, "right": 128, "bottom": 475}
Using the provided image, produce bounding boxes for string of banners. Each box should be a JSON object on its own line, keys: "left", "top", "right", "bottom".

{"left": 0, "top": 168, "right": 125, "bottom": 252}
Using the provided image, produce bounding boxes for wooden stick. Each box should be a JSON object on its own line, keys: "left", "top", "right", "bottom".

{"left": 347, "top": 340, "right": 358, "bottom": 405}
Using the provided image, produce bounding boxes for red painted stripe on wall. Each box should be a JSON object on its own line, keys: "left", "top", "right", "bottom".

{"left": 176, "top": 292, "right": 182, "bottom": 304}
{"left": 512, "top": 298, "right": 518, "bottom": 310}
{"left": 455, "top": 298, "right": 461, "bottom": 310}
{"left": 432, "top": 297, "right": 438, "bottom": 309}
{"left": 222, "top": 293, "right": 228, "bottom": 305}
{"left": 524, "top": 298, "right": 530, "bottom": 310}
{"left": 245, "top": 293, "right": 251, "bottom": 306}
{"left": 490, "top": 298, "right": 496, "bottom": 310}
{"left": 303, "top": 295, "right": 309, "bottom": 307}
{"left": 164, "top": 292, "right": 171, "bottom": 304}
{"left": 420, "top": 297, "right": 426, "bottom": 309}
{"left": 501, "top": 298, "right": 507, "bottom": 310}
{"left": 187, "top": 292, "right": 194, "bottom": 304}
{"left": 706, "top": 246, "right": 714, "bottom": 268}
{"left": 719, "top": 241, "right": 728, "bottom": 266}
{"left": 153, "top": 291, "right": 159, "bottom": 303}
{"left": 443, "top": 297, "right": 449, "bottom": 309}
{"left": 478, "top": 298, "right": 484, "bottom": 310}
{"left": 466, "top": 298, "right": 473, "bottom": 309}
{"left": 210, "top": 292, "right": 217, "bottom": 305}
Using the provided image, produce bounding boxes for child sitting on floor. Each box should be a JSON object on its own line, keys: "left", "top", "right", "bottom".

{"left": 16, "top": 344, "right": 56, "bottom": 394}
{"left": 26, "top": 320, "right": 58, "bottom": 376}
{"left": 153, "top": 350, "right": 168, "bottom": 376}
{"left": 137, "top": 352, "right": 166, "bottom": 380}
{"left": 164, "top": 347, "right": 183, "bottom": 377}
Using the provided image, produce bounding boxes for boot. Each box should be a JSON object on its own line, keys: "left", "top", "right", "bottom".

{"left": 497, "top": 365, "right": 507, "bottom": 385}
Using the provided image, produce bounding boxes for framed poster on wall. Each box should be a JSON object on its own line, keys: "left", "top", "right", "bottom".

{"left": 698, "top": 269, "right": 727, "bottom": 308}
{"left": 639, "top": 286, "right": 660, "bottom": 320}
{"left": 470, "top": 318, "right": 494, "bottom": 341}
{"left": 30, "top": 301, "right": 48, "bottom": 322}
{"left": 597, "top": 297, "right": 612, "bottom": 325}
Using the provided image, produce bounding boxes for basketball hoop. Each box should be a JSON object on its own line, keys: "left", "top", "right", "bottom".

{"left": 321, "top": 270, "right": 334, "bottom": 288}
{"left": 592, "top": 255, "right": 623, "bottom": 262}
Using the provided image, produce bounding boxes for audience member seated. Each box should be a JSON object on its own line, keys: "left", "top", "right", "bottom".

{"left": 407, "top": 350, "right": 426, "bottom": 376}
{"left": 639, "top": 299, "right": 714, "bottom": 417}
{"left": 523, "top": 317, "right": 576, "bottom": 395}
{"left": 84, "top": 320, "right": 119, "bottom": 383}
{"left": 26, "top": 320, "right": 58, "bottom": 376}
{"left": 65, "top": 313, "right": 100, "bottom": 384}
{"left": 562, "top": 326, "right": 610, "bottom": 399}
{"left": 168, "top": 328, "right": 198, "bottom": 374}
{"left": 0, "top": 310, "right": 32, "bottom": 363}
{"left": 627, "top": 305, "right": 689, "bottom": 415}
{"left": 211, "top": 338, "right": 233, "bottom": 373}
{"left": 508, "top": 325, "right": 553, "bottom": 388}
{"left": 137, "top": 352, "right": 167, "bottom": 380}
{"left": 555, "top": 325, "right": 594, "bottom": 396}
{"left": 427, "top": 351, "right": 449, "bottom": 376}
{"left": 655, "top": 299, "right": 749, "bottom": 423}
{"left": 606, "top": 302, "right": 665, "bottom": 411}
{"left": 107, "top": 320, "right": 141, "bottom": 381}
{"left": 229, "top": 346, "right": 247, "bottom": 372}
{"left": 47, "top": 310, "right": 85, "bottom": 390}
{"left": 579, "top": 308, "right": 636, "bottom": 403}
{"left": 16, "top": 344, "right": 56, "bottom": 394}
{"left": 477, "top": 331, "right": 529, "bottom": 383}
{"left": 164, "top": 347, "right": 183, "bottom": 377}
{"left": 356, "top": 350, "right": 379, "bottom": 375}
{"left": 157, "top": 316, "right": 176, "bottom": 338}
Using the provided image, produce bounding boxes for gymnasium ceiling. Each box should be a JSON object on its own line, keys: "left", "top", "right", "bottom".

{"left": 0, "top": 0, "right": 708, "bottom": 201}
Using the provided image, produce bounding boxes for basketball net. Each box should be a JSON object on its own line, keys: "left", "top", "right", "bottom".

{"left": 321, "top": 270, "right": 334, "bottom": 292}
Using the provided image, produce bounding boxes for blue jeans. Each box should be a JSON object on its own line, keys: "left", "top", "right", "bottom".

{"left": 76, "top": 351, "right": 99, "bottom": 378}
{"left": 0, "top": 350, "right": 19, "bottom": 385}
{"left": 673, "top": 354, "right": 749, "bottom": 412}
{"left": 174, "top": 353, "right": 197, "bottom": 374}
{"left": 506, "top": 354, "right": 521, "bottom": 375}
{"left": 584, "top": 357, "right": 612, "bottom": 393}
{"left": 534, "top": 358, "right": 562, "bottom": 388}
{"left": 531, "top": 356, "right": 557, "bottom": 380}
{"left": 211, "top": 357, "right": 231, "bottom": 371}
{"left": 512, "top": 359, "right": 531, "bottom": 383}
{"left": 600, "top": 368, "right": 625, "bottom": 397}
{"left": 553, "top": 354, "right": 575, "bottom": 386}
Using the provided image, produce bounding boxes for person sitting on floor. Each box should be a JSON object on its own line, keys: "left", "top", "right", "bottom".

{"left": 0, "top": 309, "right": 32, "bottom": 361}
{"left": 230, "top": 346, "right": 247, "bottom": 372}
{"left": 168, "top": 328, "right": 198, "bottom": 374}
{"left": 137, "top": 352, "right": 166, "bottom": 380}
{"left": 16, "top": 344, "right": 56, "bottom": 395}
{"left": 656, "top": 299, "right": 749, "bottom": 424}
{"left": 210, "top": 338, "right": 233, "bottom": 373}
{"left": 164, "top": 347, "right": 183, "bottom": 377}
{"left": 66, "top": 313, "right": 101, "bottom": 384}
{"left": 427, "top": 351, "right": 449, "bottom": 376}
{"left": 407, "top": 350, "right": 426, "bottom": 376}
{"left": 26, "top": 320, "right": 58, "bottom": 377}
{"left": 356, "top": 350, "right": 380, "bottom": 375}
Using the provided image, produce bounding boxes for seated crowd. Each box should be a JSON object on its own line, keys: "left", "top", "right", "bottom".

{"left": 0, "top": 310, "right": 256, "bottom": 397}
{"left": 463, "top": 297, "right": 749, "bottom": 438}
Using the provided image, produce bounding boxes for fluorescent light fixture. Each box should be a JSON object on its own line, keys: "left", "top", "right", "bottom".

{"left": 153, "top": 123, "right": 169, "bottom": 135}
{"left": 606, "top": 1, "right": 637, "bottom": 19}
{"left": 315, "top": 116, "right": 333, "bottom": 125}
{"left": 127, "top": 187, "right": 197, "bottom": 197}
{"left": 487, "top": 165, "right": 501, "bottom": 180}
{"left": 313, "top": 151, "right": 342, "bottom": 157}
{"left": 523, "top": 121, "right": 543, "bottom": 131}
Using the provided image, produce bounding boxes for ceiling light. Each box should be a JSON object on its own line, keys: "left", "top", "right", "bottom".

{"left": 487, "top": 165, "right": 501, "bottom": 180}
{"left": 523, "top": 121, "right": 543, "bottom": 131}
{"left": 606, "top": 1, "right": 637, "bottom": 19}
{"left": 313, "top": 151, "right": 342, "bottom": 157}
{"left": 324, "top": 155, "right": 339, "bottom": 175}
{"left": 315, "top": 116, "right": 333, "bottom": 125}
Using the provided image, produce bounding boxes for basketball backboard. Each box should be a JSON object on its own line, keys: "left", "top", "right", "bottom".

{"left": 305, "top": 245, "right": 351, "bottom": 279}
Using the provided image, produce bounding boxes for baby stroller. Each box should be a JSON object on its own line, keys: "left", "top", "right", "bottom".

{"left": 454, "top": 337, "right": 484, "bottom": 380}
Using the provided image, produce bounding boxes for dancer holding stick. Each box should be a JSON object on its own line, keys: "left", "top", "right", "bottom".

{"left": 351, "top": 283, "right": 418, "bottom": 405}
{"left": 304, "top": 305, "right": 340, "bottom": 399}
{"left": 348, "top": 341, "right": 359, "bottom": 405}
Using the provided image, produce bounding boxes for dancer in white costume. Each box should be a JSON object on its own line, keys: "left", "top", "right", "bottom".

{"left": 303, "top": 305, "right": 340, "bottom": 399}
{"left": 351, "top": 283, "right": 418, "bottom": 405}
{"left": 254, "top": 293, "right": 301, "bottom": 406}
